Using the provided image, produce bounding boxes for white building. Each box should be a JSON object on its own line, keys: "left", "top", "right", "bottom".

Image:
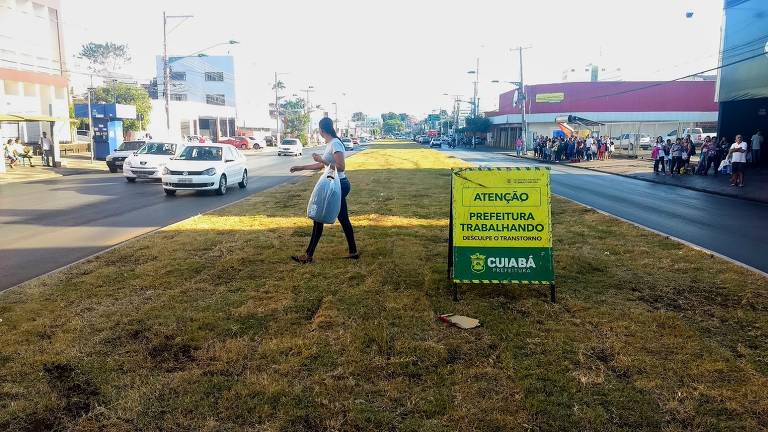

{"left": 0, "top": 0, "right": 69, "bottom": 153}
{"left": 147, "top": 55, "right": 237, "bottom": 141}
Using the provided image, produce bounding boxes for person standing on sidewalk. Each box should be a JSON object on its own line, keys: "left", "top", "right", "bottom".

{"left": 670, "top": 138, "right": 683, "bottom": 175}
{"left": 751, "top": 130, "right": 763, "bottom": 166}
{"left": 697, "top": 136, "right": 711, "bottom": 175}
{"left": 289, "top": 117, "right": 359, "bottom": 264}
{"left": 652, "top": 137, "right": 666, "bottom": 174}
{"left": 515, "top": 137, "right": 523, "bottom": 157}
{"left": 728, "top": 134, "right": 748, "bottom": 187}
{"left": 40, "top": 132, "right": 52, "bottom": 167}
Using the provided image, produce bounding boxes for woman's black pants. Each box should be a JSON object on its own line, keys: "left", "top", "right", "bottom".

{"left": 306, "top": 177, "right": 357, "bottom": 257}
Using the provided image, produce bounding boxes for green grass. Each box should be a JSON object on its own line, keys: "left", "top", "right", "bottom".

{"left": 1, "top": 141, "right": 766, "bottom": 431}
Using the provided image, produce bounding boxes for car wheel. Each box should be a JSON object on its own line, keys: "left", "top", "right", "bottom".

{"left": 164, "top": 188, "right": 176, "bottom": 196}
{"left": 216, "top": 174, "right": 227, "bottom": 195}
{"left": 126, "top": 177, "right": 136, "bottom": 183}
{"left": 109, "top": 166, "right": 118, "bottom": 173}
{"left": 238, "top": 170, "right": 248, "bottom": 188}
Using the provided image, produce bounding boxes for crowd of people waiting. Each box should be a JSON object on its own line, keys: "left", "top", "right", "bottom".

{"left": 531, "top": 135, "right": 616, "bottom": 162}
{"left": 651, "top": 130, "right": 762, "bottom": 187}
{"left": 526, "top": 129, "right": 763, "bottom": 189}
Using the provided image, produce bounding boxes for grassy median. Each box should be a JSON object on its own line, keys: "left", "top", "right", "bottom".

{"left": 1, "top": 141, "right": 767, "bottom": 431}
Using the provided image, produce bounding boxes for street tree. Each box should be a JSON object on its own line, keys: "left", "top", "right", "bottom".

{"left": 280, "top": 97, "right": 310, "bottom": 144}
{"left": 381, "top": 112, "right": 398, "bottom": 122}
{"left": 383, "top": 119, "right": 404, "bottom": 135}
{"left": 91, "top": 83, "right": 151, "bottom": 132}
{"left": 78, "top": 42, "right": 131, "bottom": 74}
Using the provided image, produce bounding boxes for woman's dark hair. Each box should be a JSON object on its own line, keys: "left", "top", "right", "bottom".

{"left": 319, "top": 117, "right": 340, "bottom": 140}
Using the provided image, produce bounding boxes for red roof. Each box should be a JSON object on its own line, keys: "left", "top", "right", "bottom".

{"left": 493, "top": 81, "right": 718, "bottom": 116}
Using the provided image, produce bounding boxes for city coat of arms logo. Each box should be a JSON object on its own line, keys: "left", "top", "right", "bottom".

{"left": 470, "top": 253, "right": 486, "bottom": 273}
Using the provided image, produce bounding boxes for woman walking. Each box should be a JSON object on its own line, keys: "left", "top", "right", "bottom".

{"left": 289, "top": 118, "right": 359, "bottom": 263}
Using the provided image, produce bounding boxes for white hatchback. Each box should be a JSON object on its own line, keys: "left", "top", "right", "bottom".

{"left": 124, "top": 142, "right": 185, "bottom": 182}
{"left": 161, "top": 144, "right": 248, "bottom": 196}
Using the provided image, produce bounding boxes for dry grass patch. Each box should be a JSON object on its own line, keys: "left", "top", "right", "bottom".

{"left": 0, "top": 141, "right": 766, "bottom": 431}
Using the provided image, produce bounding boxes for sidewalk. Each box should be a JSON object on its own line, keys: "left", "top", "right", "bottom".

{"left": 1, "top": 152, "right": 108, "bottom": 185}
{"left": 515, "top": 153, "right": 768, "bottom": 204}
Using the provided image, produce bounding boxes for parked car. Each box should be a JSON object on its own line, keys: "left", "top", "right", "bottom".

{"left": 278, "top": 138, "right": 303, "bottom": 156}
{"left": 105, "top": 140, "right": 145, "bottom": 173}
{"left": 218, "top": 136, "right": 251, "bottom": 150}
{"left": 616, "top": 133, "right": 652, "bottom": 150}
{"left": 245, "top": 136, "right": 263, "bottom": 149}
{"left": 341, "top": 137, "right": 354, "bottom": 151}
{"left": 430, "top": 138, "right": 443, "bottom": 148}
{"left": 665, "top": 127, "right": 717, "bottom": 144}
{"left": 123, "top": 141, "right": 185, "bottom": 182}
{"left": 75, "top": 130, "right": 91, "bottom": 144}
{"left": 162, "top": 144, "right": 247, "bottom": 196}
{"left": 352, "top": 137, "right": 359, "bottom": 146}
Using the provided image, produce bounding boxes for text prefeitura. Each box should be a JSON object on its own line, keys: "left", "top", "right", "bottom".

{"left": 461, "top": 212, "right": 545, "bottom": 233}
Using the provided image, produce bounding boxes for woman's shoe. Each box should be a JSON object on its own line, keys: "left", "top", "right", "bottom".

{"left": 344, "top": 252, "right": 361, "bottom": 260}
{"left": 291, "top": 254, "right": 313, "bottom": 264}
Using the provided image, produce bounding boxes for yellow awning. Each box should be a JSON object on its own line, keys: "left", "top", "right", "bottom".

{"left": 19, "top": 114, "right": 69, "bottom": 122}
{"left": 0, "top": 114, "right": 69, "bottom": 122}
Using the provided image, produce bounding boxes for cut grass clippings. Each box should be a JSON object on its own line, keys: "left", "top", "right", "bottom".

{"left": 1, "top": 141, "right": 767, "bottom": 431}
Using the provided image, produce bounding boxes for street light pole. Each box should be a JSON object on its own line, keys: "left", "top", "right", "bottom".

{"left": 516, "top": 46, "right": 531, "bottom": 150}
{"left": 301, "top": 85, "right": 315, "bottom": 143}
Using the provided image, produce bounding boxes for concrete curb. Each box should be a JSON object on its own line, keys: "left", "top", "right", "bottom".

{"left": 514, "top": 155, "right": 768, "bottom": 205}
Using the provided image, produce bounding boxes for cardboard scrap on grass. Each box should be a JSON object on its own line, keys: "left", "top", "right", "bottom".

{"left": 438, "top": 314, "right": 480, "bottom": 329}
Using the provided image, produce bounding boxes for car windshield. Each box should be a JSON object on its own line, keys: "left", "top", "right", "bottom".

{"left": 117, "top": 141, "right": 145, "bottom": 151}
{"left": 342, "top": 138, "right": 351, "bottom": 142}
{"left": 282, "top": 140, "right": 298, "bottom": 145}
{"left": 177, "top": 146, "right": 223, "bottom": 161}
{"left": 137, "top": 142, "right": 177, "bottom": 155}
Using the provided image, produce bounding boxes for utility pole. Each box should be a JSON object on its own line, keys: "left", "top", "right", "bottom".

{"left": 163, "top": 12, "right": 170, "bottom": 133}
{"left": 301, "top": 86, "right": 315, "bottom": 143}
{"left": 516, "top": 46, "right": 532, "bottom": 150}
{"left": 87, "top": 73, "right": 94, "bottom": 164}
{"left": 162, "top": 12, "right": 193, "bottom": 136}
{"left": 274, "top": 72, "right": 280, "bottom": 145}
{"left": 474, "top": 57, "right": 479, "bottom": 116}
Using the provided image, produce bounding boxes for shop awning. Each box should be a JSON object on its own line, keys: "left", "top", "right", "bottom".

{"left": 0, "top": 114, "right": 69, "bottom": 122}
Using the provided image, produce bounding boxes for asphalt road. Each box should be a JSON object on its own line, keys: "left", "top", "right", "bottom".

{"left": 0, "top": 146, "right": 338, "bottom": 291}
{"left": 440, "top": 146, "right": 768, "bottom": 274}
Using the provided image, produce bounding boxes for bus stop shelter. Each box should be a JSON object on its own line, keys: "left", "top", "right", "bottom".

{"left": 0, "top": 114, "right": 67, "bottom": 173}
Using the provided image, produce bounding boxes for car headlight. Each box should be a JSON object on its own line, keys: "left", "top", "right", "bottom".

{"left": 106, "top": 155, "right": 113, "bottom": 161}
{"left": 124, "top": 160, "right": 131, "bottom": 167}
{"left": 162, "top": 166, "right": 170, "bottom": 175}
{"left": 202, "top": 168, "right": 216, "bottom": 176}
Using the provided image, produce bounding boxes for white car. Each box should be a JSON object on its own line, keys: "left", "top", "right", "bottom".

{"left": 245, "top": 136, "right": 263, "bottom": 149}
{"left": 616, "top": 133, "right": 652, "bottom": 151}
{"left": 278, "top": 138, "right": 303, "bottom": 156}
{"left": 123, "top": 142, "right": 185, "bottom": 182}
{"left": 161, "top": 144, "right": 248, "bottom": 196}
{"left": 106, "top": 140, "right": 145, "bottom": 173}
{"left": 341, "top": 137, "right": 354, "bottom": 151}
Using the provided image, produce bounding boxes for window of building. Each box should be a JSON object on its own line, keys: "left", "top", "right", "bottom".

{"left": 170, "top": 71, "right": 186, "bottom": 81}
{"left": 205, "top": 72, "right": 224, "bottom": 82}
{"left": 23, "top": 82, "right": 37, "bottom": 97}
{"left": 4, "top": 80, "right": 20, "bottom": 96}
{"left": 171, "top": 93, "right": 188, "bottom": 101}
{"left": 55, "top": 86, "right": 66, "bottom": 100}
{"left": 206, "top": 94, "right": 225, "bottom": 105}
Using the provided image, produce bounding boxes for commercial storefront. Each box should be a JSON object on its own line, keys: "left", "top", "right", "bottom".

{"left": 485, "top": 80, "right": 719, "bottom": 150}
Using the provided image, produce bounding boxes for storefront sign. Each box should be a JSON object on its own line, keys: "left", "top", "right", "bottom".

{"left": 535, "top": 92, "right": 565, "bottom": 103}
{"left": 450, "top": 167, "right": 555, "bottom": 290}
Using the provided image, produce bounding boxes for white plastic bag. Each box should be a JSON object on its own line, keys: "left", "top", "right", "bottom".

{"left": 307, "top": 168, "right": 342, "bottom": 224}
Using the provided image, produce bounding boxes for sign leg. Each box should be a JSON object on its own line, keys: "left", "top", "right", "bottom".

{"left": 452, "top": 283, "right": 459, "bottom": 302}
{"left": 550, "top": 284, "right": 556, "bottom": 303}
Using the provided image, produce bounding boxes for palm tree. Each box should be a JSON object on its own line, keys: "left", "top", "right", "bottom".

{"left": 272, "top": 80, "right": 286, "bottom": 91}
